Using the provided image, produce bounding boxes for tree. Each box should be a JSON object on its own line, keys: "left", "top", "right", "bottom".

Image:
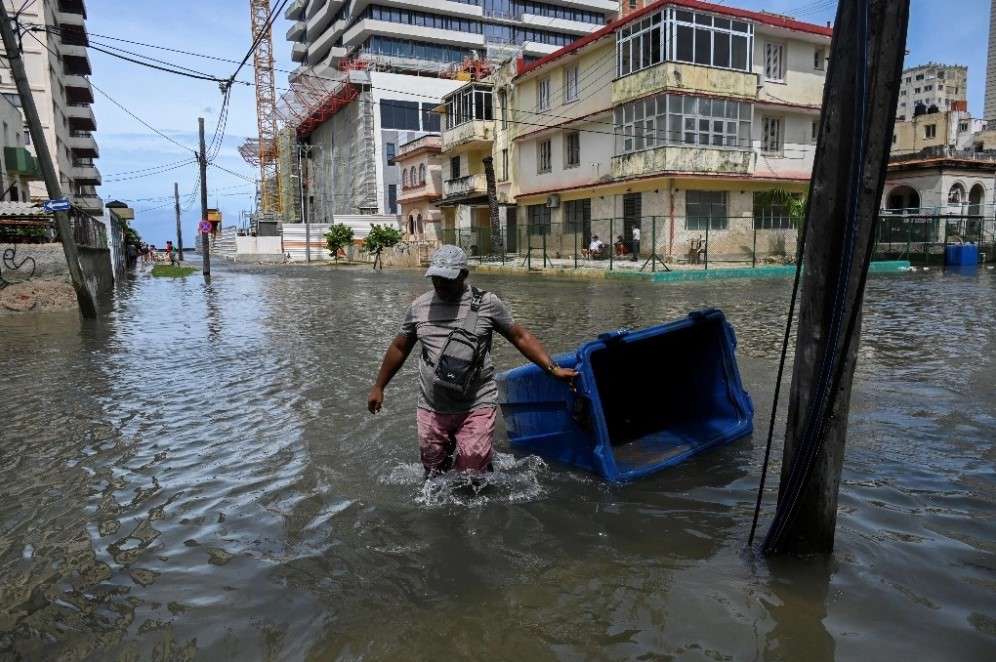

{"left": 364, "top": 224, "right": 402, "bottom": 270}
{"left": 324, "top": 223, "right": 354, "bottom": 262}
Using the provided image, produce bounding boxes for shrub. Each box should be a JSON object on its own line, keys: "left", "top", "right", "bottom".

{"left": 324, "top": 223, "right": 354, "bottom": 261}
{"left": 364, "top": 224, "right": 402, "bottom": 254}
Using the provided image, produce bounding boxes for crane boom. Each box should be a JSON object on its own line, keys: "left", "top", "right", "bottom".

{"left": 249, "top": 0, "right": 281, "bottom": 216}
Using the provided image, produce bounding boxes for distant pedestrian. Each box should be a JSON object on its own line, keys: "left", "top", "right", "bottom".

{"left": 631, "top": 226, "right": 641, "bottom": 261}
{"left": 166, "top": 241, "right": 177, "bottom": 265}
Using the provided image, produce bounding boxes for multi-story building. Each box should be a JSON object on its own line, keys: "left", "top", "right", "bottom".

{"left": 896, "top": 63, "right": 968, "bottom": 121}
{"left": 395, "top": 133, "right": 445, "bottom": 242}
{"left": 0, "top": 94, "right": 42, "bottom": 202}
{"left": 285, "top": 0, "right": 618, "bottom": 74}
{"left": 437, "top": 0, "right": 832, "bottom": 261}
{"left": 892, "top": 109, "right": 983, "bottom": 156}
{"left": 0, "top": 0, "right": 102, "bottom": 216}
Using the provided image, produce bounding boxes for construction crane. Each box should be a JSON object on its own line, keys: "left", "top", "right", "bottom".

{"left": 247, "top": 0, "right": 281, "bottom": 218}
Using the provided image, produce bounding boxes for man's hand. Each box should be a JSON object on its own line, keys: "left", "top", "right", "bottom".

{"left": 368, "top": 386, "right": 384, "bottom": 414}
{"left": 551, "top": 366, "right": 577, "bottom": 383}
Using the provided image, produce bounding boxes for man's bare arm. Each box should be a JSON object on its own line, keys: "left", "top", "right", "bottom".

{"left": 368, "top": 334, "right": 416, "bottom": 413}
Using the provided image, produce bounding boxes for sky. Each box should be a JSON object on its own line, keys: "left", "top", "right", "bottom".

{"left": 88, "top": 0, "right": 992, "bottom": 246}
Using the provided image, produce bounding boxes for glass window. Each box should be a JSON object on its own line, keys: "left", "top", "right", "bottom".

{"left": 537, "top": 138, "right": 552, "bottom": 173}
{"left": 418, "top": 163, "right": 426, "bottom": 184}
{"left": 564, "top": 65, "right": 579, "bottom": 103}
{"left": 762, "top": 116, "right": 782, "bottom": 153}
{"left": 814, "top": 47, "right": 825, "bottom": 71}
{"left": 764, "top": 42, "right": 785, "bottom": 82}
{"left": 381, "top": 100, "right": 420, "bottom": 130}
{"left": 537, "top": 77, "right": 550, "bottom": 111}
{"left": 565, "top": 131, "right": 580, "bottom": 168}
{"left": 450, "top": 155, "right": 460, "bottom": 180}
{"left": 527, "top": 203, "right": 551, "bottom": 235}
{"left": 564, "top": 198, "right": 591, "bottom": 231}
{"left": 616, "top": 13, "right": 664, "bottom": 76}
{"left": 686, "top": 190, "right": 727, "bottom": 231}
{"left": 615, "top": 92, "right": 751, "bottom": 154}
{"left": 753, "top": 192, "right": 799, "bottom": 230}
{"left": 386, "top": 142, "right": 396, "bottom": 163}
{"left": 387, "top": 184, "right": 398, "bottom": 213}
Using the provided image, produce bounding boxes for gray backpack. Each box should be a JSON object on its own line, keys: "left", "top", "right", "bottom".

{"left": 427, "top": 287, "right": 489, "bottom": 398}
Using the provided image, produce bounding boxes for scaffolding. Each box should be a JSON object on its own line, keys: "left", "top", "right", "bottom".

{"left": 248, "top": 0, "right": 282, "bottom": 217}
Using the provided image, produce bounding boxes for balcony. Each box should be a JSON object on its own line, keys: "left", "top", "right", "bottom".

{"left": 291, "top": 41, "right": 308, "bottom": 63}
{"left": 342, "top": 19, "right": 485, "bottom": 50}
{"left": 73, "top": 193, "right": 103, "bottom": 214}
{"left": 285, "top": 0, "right": 307, "bottom": 21}
{"left": 521, "top": 41, "right": 560, "bottom": 57}
{"left": 398, "top": 134, "right": 442, "bottom": 158}
{"left": 519, "top": 14, "right": 602, "bottom": 36}
{"left": 69, "top": 132, "right": 99, "bottom": 158}
{"left": 64, "top": 74, "right": 93, "bottom": 104}
{"left": 66, "top": 103, "right": 96, "bottom": 131}
{"left": 72, "top": 161, "right": 101, "bottom": 185}
{"left": 544, "top": 0, "right": 617, "bottom": 11}
{"left": 57, "top": 10, "right": 84, "bottom": 27}
{"left": 611, "top": 145, "right": 754, "bottom": 179}
{"left": 61, "top": 44, "right": 91, "bottom": 76}
{"left": 442, "top": 173, "right": 489, "bottom": 201}
{"left": 57, "top": 0, "right": 86, "bottom": 17}
{"left": 441, "top": 120, "right": 494, "bottom": 153}
{"left": 4, "top": 147, "right": 41, "bottom": 179}
{"left": 286, "top": 20, "right": 306, "bottom": 41}
{"left": 612, "top": 62, "right": 758, "bottom": 107}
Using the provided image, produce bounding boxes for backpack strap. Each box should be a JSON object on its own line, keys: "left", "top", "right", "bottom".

{"left": 461, "top": 287, "right": 486, "bottom": 334}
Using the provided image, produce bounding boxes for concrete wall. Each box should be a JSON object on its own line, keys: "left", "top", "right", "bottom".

{"left": 0, "top": 243, "right": 68, "bottom": 278}
{"left": 613, "top": 61, "right": 758, "bottom": 106}
{"left": 753, "top": 29, "right": 829, "bottom": 108}
{"left": 310, "top": 91, "right": 378, "bottom": 219}
{"left": 79, "top": 247, "right": 113, "bottom": 295}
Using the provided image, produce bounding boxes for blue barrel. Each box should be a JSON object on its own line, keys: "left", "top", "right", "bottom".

{"left": 497, "top": 309, "right": 753, "bottom": 482}
{"left": 945, "top": 243, "right": 979, "bottom": 266}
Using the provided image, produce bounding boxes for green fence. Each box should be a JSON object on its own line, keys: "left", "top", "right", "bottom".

{"left": 440, "top": 214, "right": 994, "bottom": 272}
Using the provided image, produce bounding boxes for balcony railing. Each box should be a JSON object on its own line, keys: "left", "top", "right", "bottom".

{"left": 443, "top": 173, "right": 487, "bottom": 199}
{"left": 398, "top": 134, "right": 441, "bottom": 157}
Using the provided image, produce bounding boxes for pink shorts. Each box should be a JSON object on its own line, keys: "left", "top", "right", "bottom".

{"left": 416, "top": 407, "right": 496, "bottom": 474}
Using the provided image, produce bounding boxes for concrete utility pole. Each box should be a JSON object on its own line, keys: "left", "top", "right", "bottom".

{"left": 482, "top": 155, "right": 502, "bottom": 257}
{"left": 0, "top": 3, "right": 96, "bottom": 318}
{"left": 763, "top": 0, "right": 910, "bottom": 556}
{"left": 299, "top": 143, "right": 310, "bottom": 263}
{"left": 198, "top": 117, "right": 210, "bottom": 275}
{"left": 174, "top": 182, "right": 183, "bottom": 261}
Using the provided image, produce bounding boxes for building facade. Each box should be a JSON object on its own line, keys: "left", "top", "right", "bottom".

{"left": 0, "top": 0, "right": 102, "bottom": 216}
{"left": 437, "top": 0, "right": 832, "bottom": 262}
{"left": 0, "top": 95, "right": 41, "bottom": 202}
{"left": 896, "top": 63, "right": 968, "bottom": 121}
{"left": 892, "top": 109, "right": 983, "bottom": 156}
{"left": 395, "top": 133, "right": 445, "bottom": 242}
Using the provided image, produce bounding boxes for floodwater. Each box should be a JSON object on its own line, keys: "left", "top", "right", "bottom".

{"left": 1, "top": 262, "right": 993, "bottom": 661}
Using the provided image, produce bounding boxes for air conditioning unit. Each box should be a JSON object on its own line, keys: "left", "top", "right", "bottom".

{"left": 546, "top": 194, "right": 560, "bottom": 208}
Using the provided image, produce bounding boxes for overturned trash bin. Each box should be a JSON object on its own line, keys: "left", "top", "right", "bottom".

{"left": 497, "top": 309, "right": 753, "bottom": 482}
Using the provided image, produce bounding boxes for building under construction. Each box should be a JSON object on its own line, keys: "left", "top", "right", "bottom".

{"left": 267, "top": 0, "right": 617, "bottom": 223}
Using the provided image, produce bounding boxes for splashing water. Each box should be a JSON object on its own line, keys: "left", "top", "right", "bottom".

{"left": 380, "top": 452, "right": 550, "bottom": 507}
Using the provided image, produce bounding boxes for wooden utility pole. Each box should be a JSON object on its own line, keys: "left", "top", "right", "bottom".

{"left": 174, "top": 182, "right": 183, "bottom": 261}
{"left": 482, "top": 155, "right": 502, "bottom": 257}
{"left": 198, "top": 117, "right": 210, "bottom": 275}
{"left": 763, "top": 0, "right": 910, "bottom": 555}
{"left": 0, "top": 4, "right": 96, "bottom": 318}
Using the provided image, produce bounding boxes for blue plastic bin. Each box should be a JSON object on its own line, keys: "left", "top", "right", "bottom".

{"left": 497, "top": 309, "right": 753, "bottom": 482}
{"left": 945, "top": 243, "right": 978, "bottom": 266}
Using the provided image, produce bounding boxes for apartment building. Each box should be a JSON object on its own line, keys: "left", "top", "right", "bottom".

{"left": 896, "top": 63, "right": 968, "bottom": 121}
{"left": 437, "top": 0, "right": 831, "bottom": 261}
{"left": 892, "top": 109, "right": 983, "bottom": 156}
{"left": 0, "top": 94, "right": 41, "bottom": 202}
{"left": 285, "top": 0, "right": 618, "bottom": 75}
{"left": 0, "top": 0, "right": 101, "bottom": 216}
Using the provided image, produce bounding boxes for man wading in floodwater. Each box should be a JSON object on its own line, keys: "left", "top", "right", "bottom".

{"left": 368, "top": 245, "right": 576, "bottom": 476}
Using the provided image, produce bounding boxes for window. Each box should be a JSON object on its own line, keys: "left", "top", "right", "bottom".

{"left": 959, "top": 121, "right": 969, "bottom": 133}
{"left": 915, "top": 73, "right": 924, "bottom": 80}
{"left": 892, "top": 133, "right": 897, "bottom": 144}
{"left": 537, "top": 138, "right": 552, "bottom": 173}
{"left": 900, "top": 89, "right": 907, "bottom": 96}
{"left": 811, "top": 120, "right": 818, "bottom": 144}
{"left": 402, "top": 169, "right": 409, "bottom": 187}
{"left": 498, "top": 89, "right": 507, "bottom": 128}
{"left": 450, "top": 155, "right": 460, "bottom": 180}
{"left": 564, "top": 131, "right": 580, "bottom": 168}
{"left": 387, "top": 184, "right": 398, "bottom": 213}
{"left": 564, "top": 65, "right": 579, "bottom": 103}
{"left": 814, "top": 47, "right": 825, "bottom": 71}
{"left": 753, "top": 192, "right": 799, "bottom": 230}
{"left": 613, "top": 93, "right": 752, "bottom": 153}
{"left": 764, "top": 42, "right": 785, "bottom": 82}
{"left": 537, "top": 77, "right": 550, "bottom": 111}
{"left": 762, "top": 116, "right": 782, "bottom": 154}
{"left": 444, "top": 84, "right": 493, "bottom": 129}
{"left": 418, "top": 163, "right": 426, "bottom": 184}
{"left": 500, "top": 148, "right": 508, "bottom": 181}
{"left": 564, "top": 198, "right": 591, "bottom": 231}
{"left": 410, "top": 166, "right": 417, "bottom": 186}
{"left": 381, "top": 100, "right": 420, "bottom": 130}
{"left": 23, "top": 126, "right": 30, "bottom": 145}
{"left": 924, "top": 84, "right": 933, "bottom": 91}
{"left": 617, "top": 12, "right": 662, "bottom": 76}
{"left": 527, "top": 203, "right": 551, "bottom": 235}
{"left": 924, "top": 124, "right": 936, "bottom": 138}
{"left": 686, "top": 190, "right": 727, "bottom": 230}
{"left": 386, "top": 142, "right": 396, "bottom": 164}
{"left": 914, "top": 87, "right": 920, "bottom": 94}
{"left": 670, "top": 9, "right": 752, "bottom": 72}
{"left": 421, "top": 103, "right": 441, "bottom": 132}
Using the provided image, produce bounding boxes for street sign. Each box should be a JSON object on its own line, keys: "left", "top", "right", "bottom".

{"left": 42, "top": 198, "right": 71, "bottom": 213}
{"left": 198, "top": 220, "right": 212, "bottom": 234}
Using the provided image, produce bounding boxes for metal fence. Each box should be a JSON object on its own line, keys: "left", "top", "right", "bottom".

{"left": 440, "top": 214, "right": 995, "bottom": 271}
{"left": 70, "top": 210, "right": 107, "bottom": 249}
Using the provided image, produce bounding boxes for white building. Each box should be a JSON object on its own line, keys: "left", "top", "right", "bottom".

{"left": 0, "top": 94, "right": 40, "bottom": 202}
{"left": 896, "top": 63, "right": 968, "bottom": 121}
{"left": 0, "top": 0, "right": 102, "bottom": 215}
